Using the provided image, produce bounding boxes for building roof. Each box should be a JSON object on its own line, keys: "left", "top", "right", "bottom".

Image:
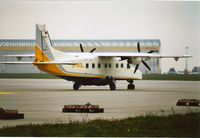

{"left": 0, "top": 39, "right": 160, "bottom": 47}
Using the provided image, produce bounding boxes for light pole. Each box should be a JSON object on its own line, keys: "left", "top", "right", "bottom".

{"left": 185, "top": 46, "right": 189, "bottom": 74}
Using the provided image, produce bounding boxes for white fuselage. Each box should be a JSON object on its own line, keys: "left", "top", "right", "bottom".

{"left": 53, "top": 51, "right": 142, "bottom": 80}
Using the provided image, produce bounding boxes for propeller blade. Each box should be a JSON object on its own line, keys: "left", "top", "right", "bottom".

{"left": 134, "top": 64, "right": 139, "bottom": 73}
{"left": 148, "top": 50, "right": 154, "bottom": 53}
{"left": 137, "top": 42, "right": 140, "bottom": 52}
{"left": 80, "top": 43, "right": 84, "bottom": 52}
{"left": 133, "top": 45, "right": 151, "bottom": 73}
{"left": 142, "top": 60, "right": 151, "bottom": 71}
{"left": 89, "top": 48, "right": 96, "bottom": 53}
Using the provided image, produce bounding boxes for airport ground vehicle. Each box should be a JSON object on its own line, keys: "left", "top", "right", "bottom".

{"left": 0, "top": 108, "right": 24, "bottom": 119}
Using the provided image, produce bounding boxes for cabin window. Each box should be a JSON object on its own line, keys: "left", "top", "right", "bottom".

{"left": 127, "top": 63, "right": 130, "bottom": 69}
{"left": 121, "top": 63, "right": 123, "bottom": 68}
{"left": 92, "top": 63, "right": 95, "bottom": 68}
{"left": 116, "top": 63, "right": 119, "bottom": 68}
{"left": 86, "top": 63, "right": 89, "bottom": 68}
{"left": 109, "top": 63, "right": 111, "bottom": 68}
{"left": 98, "top": 63, "right": 101, "bottom": 68}
{"left": 105, "top": 63, "right": 107, "bottom": 68}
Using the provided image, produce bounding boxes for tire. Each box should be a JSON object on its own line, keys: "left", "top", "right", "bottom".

{"left": 128, "top": 84, "right": 135, "bottom": 90}
{"left": 73, "top": 82, "right": 80, "bottom": 90}
{"left": 109, "top": 82, "right": 116, "bottom": 90}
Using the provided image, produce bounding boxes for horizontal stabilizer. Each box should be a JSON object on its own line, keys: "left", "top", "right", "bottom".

{"left": 0, "top": 54, "right": 35, "bottom": 58}
{"left": 34, "top": 62, "right": 76, "bottom": 65}
{"left": 0, "top": 61, "right": 76, "bottom": 65}
{"left": 0, "top": 54, "right": 35, "bottom": 61}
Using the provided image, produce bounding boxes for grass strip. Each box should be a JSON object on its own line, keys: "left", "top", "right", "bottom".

{"left": 0, "top": 112, "right": 199, "bottom": 137}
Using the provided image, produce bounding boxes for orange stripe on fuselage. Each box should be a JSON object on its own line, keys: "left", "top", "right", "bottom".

{"left": 35, "top": 45, "right": 50, "bottom": 62}
{"left": 34, "top": 45, "right": 70, "bottom": 75}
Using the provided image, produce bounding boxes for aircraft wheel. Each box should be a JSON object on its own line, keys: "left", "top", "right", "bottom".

{"left": 109, "top": 82, "right": 116, "bottom": 90}
{"left": 73, "top": 82, "right": 81, "bottom": 90}
{"left": 127, "top": 84, "right": 135, "bottom": 90}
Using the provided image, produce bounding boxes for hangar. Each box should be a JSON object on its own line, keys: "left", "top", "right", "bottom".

{"left": 0, "top": 39, "right": 161, "bottom": 74}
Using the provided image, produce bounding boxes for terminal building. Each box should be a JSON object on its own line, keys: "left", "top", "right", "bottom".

{"left": 0, "top": 39, "right": 161, "bottom": 74}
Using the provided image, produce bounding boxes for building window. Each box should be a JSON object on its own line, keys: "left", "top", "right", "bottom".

{"left": 86, "top": 63, "right": 89, "bottom": 68}
{"left": 121, "top": 63, "right": 123, "bottom": 68}
{"left": 109, "top": 63, "right": 111, "bottom": 68}
{"left": 98, "top": 63, "right": 101, "bottom": 68}
{"left": 116, "top": 63, "right": 119, "bottom": 68}
{"left": 105, "top": 63, "right": 107, "bottom": 68}
{"left": 92, "top": 63, "right": 95, "bottom": 68}
{"left": 127, "top": 63, "right": 130, "bottom": 69}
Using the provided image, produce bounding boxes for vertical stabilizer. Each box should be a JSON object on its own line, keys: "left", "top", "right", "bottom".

{"left": 35, "top": 24, "right": 54, "bottom": 62}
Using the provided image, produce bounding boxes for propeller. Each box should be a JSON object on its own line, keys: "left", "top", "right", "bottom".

{"left": 141, "top": 60, "right": 151, "bottom": 71}
{"left": 80, "top": 43, "right": 96, "bottom": 53}
{"left": 90, "top": 48, "right": 96, "bottom": 53}
{"left": 134, "top": 64, "right": 139, "bottom": 74}
{"left": 148, "top": 50, "right": 154, "bottom": 53}
{"left": 80, "top": 44, "right": 84, "bottom": 52}
{"left": 137, "top": 42, "right": 141, "bottom": 52}
{"left": 134, "top": 42, "right": 152, "bottom": 73}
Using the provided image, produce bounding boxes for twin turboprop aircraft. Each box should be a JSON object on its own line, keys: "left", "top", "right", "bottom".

{"left": 0, "top": 24, "right": 192, "bottom": 90}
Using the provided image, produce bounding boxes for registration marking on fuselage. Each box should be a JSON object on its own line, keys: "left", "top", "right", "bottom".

{"left": 0, "top": 92, "right": 17, "bottom": 94}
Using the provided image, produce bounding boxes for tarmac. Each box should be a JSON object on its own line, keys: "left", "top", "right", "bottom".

{"left": 0, "top": 79, "right": 199, "bottom": 128}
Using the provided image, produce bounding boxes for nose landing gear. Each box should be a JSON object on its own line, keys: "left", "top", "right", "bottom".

{"left": 127, "top": 80, "right": 135, "bottom": 90}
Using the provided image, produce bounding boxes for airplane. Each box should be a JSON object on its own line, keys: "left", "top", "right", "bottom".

{"left": 0, "top": 24, "right": 192, "bottom": 90}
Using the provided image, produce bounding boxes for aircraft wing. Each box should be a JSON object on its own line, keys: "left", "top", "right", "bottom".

{"left": 0, "top": 61, "right": 76, "bottom": 65}
{"left": 0, "top": 54, "right": 35, "bottom": 61}
{"left": 97, "top": 52, "right": 192, "bottom": 60}
{"left": 97, "top": 52, "right": 192, "bottom": 73}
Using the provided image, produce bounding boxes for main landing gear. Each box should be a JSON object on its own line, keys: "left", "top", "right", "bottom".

{"left": 109, "top": 82, "right": 116, "bottom": 90}
{"left": 106, "top": 76, "right": 116, "bottom": 90}
{"left": 73, "top": 82, "right": 116, "bottom": 90}
{"left": 73, "top": 78, "right": 134, "bottom": 91}
{"left": 73, "top": 82, "right": 81, "bottom": 90}
{"left": 127, "top": 80, "right": 135, "bottom": 90}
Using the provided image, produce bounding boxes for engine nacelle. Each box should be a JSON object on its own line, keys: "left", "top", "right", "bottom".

{"left": 131, "top": 57, "right": 142, "bottom": 65}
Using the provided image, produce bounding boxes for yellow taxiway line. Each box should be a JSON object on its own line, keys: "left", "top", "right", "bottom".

{"left": 0, "top": 92, "right": 17, "bottom": 94}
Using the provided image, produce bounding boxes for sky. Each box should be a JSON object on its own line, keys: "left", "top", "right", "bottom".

{"left": 0, "top": 0, "right": 199, "bottom": 73}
